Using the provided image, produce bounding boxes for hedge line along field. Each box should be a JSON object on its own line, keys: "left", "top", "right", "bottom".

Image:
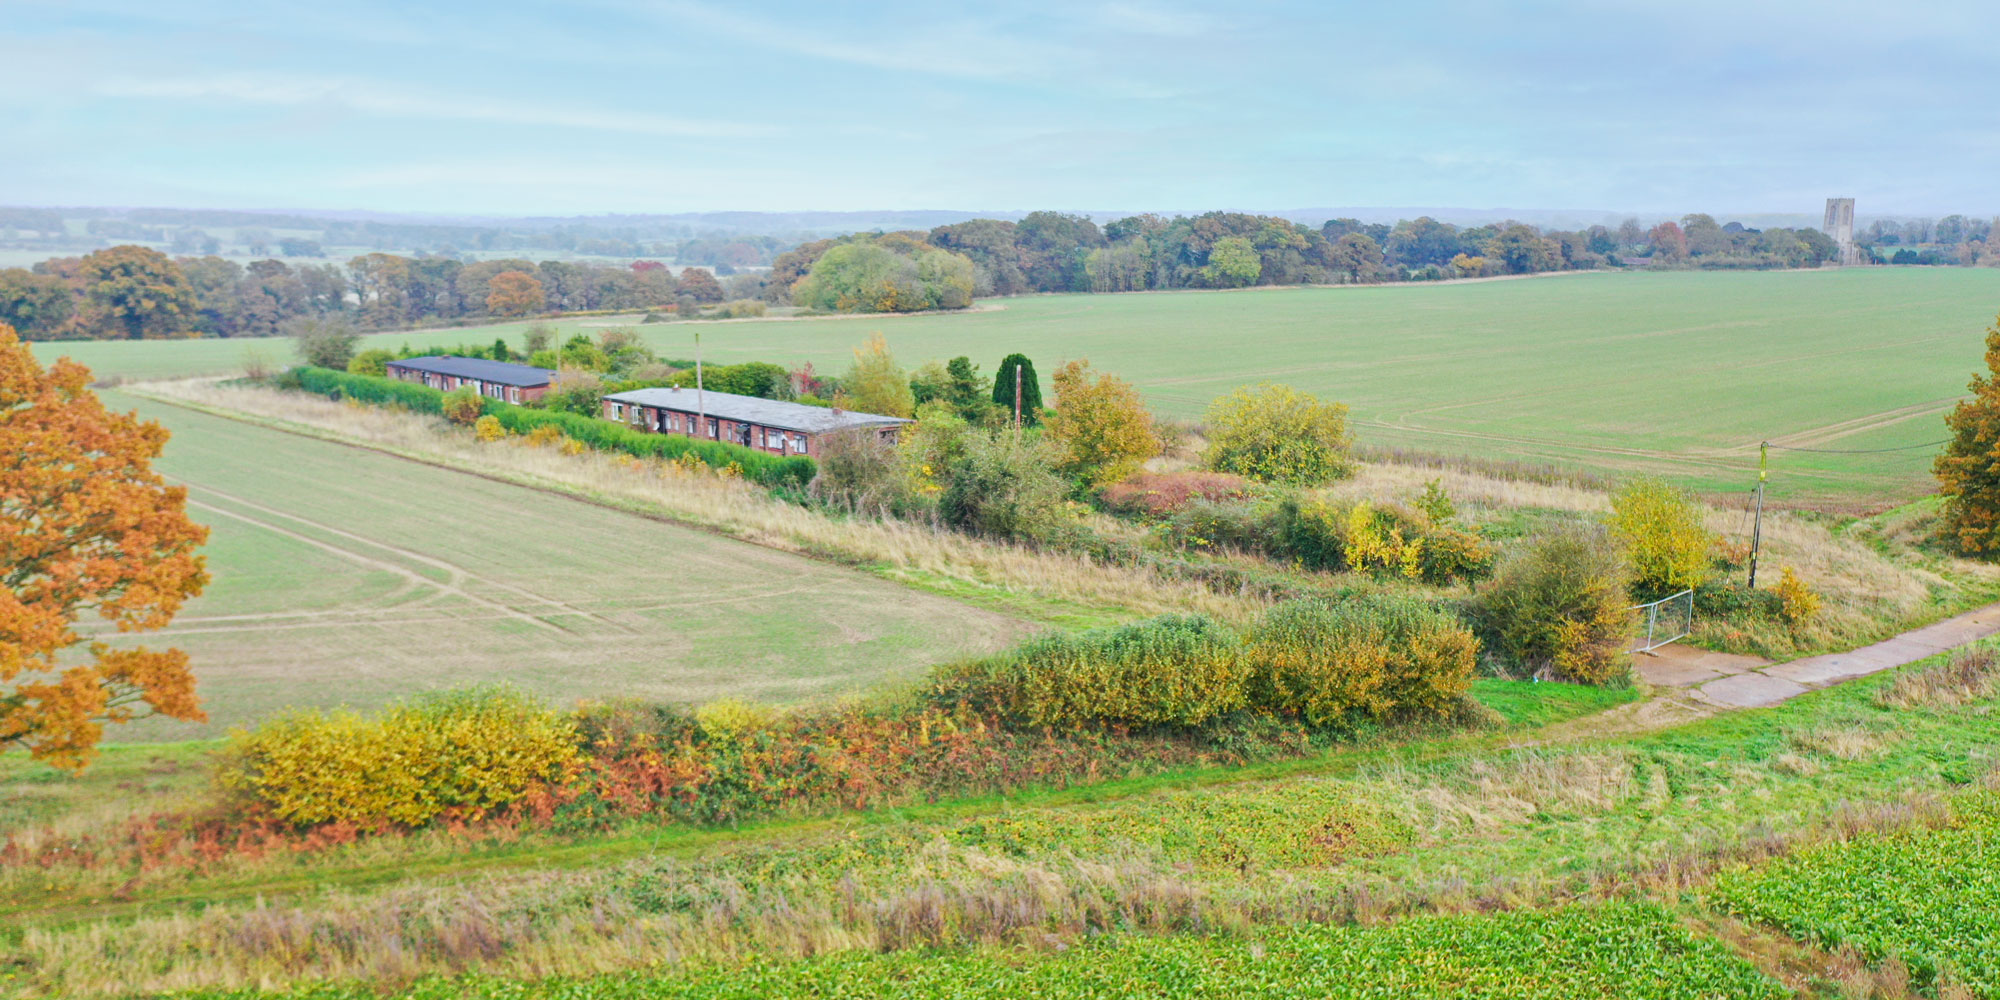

{"left": 93, "top": 392, "right": 1027, "bottom": 739}
{"left": 163, "top": 903, "right": 1787, "bottom": 1000}
{"left": 35, "top": 268, "right": 2000, "bottom": 503}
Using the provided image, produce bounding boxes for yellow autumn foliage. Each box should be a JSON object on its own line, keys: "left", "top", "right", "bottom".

{"left": 219, "top": 687, "right": 583, "bottom": 827}
{"left": 1045, "top": 359, "right": 1160, "bottom": 488}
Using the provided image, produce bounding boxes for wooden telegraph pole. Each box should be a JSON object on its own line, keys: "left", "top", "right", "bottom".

{"left": 1013, "top": 361, "right": 1023, "bottom": 433}
{"left": 1748, "top": 441, "right": 1767, "bottom": 588}
{"left": 695, "top": 330, "right": 705, "bottom": 438}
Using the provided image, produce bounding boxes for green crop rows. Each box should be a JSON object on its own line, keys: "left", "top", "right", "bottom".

{"left": 1708, "top": 793, "right": 2000, "bottom": 993}
{"left": 171, "top": 902, "right": 1785, "bottom": 1000}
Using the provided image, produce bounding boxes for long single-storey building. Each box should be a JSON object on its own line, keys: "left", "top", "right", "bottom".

{"left": 601, "top": 386, "right": 911, "bottom": 457}
{"left": 385, "top": 356, "right": 558, "bottom": 404}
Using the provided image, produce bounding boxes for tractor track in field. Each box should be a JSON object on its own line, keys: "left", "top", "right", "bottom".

{"left": 182, "top": 482, "right": 638, "bottom": 635}
{"left": 181, "top": 496, "right": 571, "bottom": 634}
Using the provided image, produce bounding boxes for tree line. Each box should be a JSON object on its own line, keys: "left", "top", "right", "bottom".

{"left": 0, "top": 246, "right": 745, "bottom": 341}
{"left": 764, "top": 209, "right": 1870, "bottom": 310}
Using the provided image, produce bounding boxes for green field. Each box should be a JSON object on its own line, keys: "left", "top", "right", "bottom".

{"left": 97, "top": 392, "right": 1025, "bottom": 739}
{"left": 1708, "top": 794, "right": 2000, "bottom": 993}
{"left": 36, "top": 268, "right": 2000, "bottom": 503}
{"left": 174, "top": 903, "right": 1785, "bottom": 999}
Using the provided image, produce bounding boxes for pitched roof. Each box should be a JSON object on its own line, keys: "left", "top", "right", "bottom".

{"left": 604, "top": 387, "right": 912, "bottom": 434}
{"left": 386, "top": 355, "right": 557, "bottom": 387}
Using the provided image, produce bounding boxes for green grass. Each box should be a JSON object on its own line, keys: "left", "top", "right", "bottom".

{"left": 166, "top": 902, "right": 1784, "bottom": 999}
{"left": 94, "top": 391, "right": 1027, "bottom": 739}
{"left": 1707, "top": 793, "right": 2000, "bottom": 993}
{"left": 37, "top": 268, "right": 2000, "bottom": 502}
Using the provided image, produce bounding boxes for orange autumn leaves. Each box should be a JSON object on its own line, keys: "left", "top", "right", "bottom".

{"left": 1, "top": 323, "right": 208, "bottom": 768}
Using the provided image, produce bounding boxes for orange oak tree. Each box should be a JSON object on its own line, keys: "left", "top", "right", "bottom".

{"left": 484, "top": 269, "right": 545, "bottom": 317}
{"left": 1, "top": 323, "right": 209, "bottom": 768}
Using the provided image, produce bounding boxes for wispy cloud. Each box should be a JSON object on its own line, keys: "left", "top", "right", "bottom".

{"left": 614, "top": 0, "right": 1071, "bottom": 81}
{"left": 93, "top": 73, "right": 778, "bottom": 139}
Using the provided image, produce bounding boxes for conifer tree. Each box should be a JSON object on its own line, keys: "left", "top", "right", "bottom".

{"left": 992, "top": 353, "right": 1043, "bottom": 426}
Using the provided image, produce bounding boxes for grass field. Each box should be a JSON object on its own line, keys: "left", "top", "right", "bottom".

{"left": 95, "top": 391, "right": 1026, "bottom": 740}
{"left": 35, "top": 268, "right": 2000, "bottom": 503}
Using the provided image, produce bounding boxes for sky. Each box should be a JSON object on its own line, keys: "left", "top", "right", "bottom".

{"left": 4, "top": 0, "right": 1997, "bottom": 218}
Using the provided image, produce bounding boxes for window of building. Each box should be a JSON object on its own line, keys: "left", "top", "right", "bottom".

{"left": 707, "top": 418, "right": 718, "bottom": 439}
{"left": 508, "top": 387, "right": 520, "bottom": 403}
{"left": 790, "top": 434, "right": 807, "bottom": 454}
{"left": 610, "top": 403, "right": 623, "bottom": 419}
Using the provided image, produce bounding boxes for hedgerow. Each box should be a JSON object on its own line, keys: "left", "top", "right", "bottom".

{"left": 939, "top": 598, "right": 1480, "bottom": 733}
{"left": 958, "top": 614, "right": 1250, "bottom": 728}
{"left": 1245, "top": 594, "right": 1479, "bottom": 726}
{"left": 289, "top": 366, "right": 814, "bottom": 487}
{"left": 219, "top": 687, "right": 584, "bottom": 827}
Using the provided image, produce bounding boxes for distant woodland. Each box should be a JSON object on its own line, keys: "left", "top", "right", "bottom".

{"left": 5, "top": 206, "right": 1998, "bottom": 339}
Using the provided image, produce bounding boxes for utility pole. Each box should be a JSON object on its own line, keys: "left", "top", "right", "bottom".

{"left": 1013, "top": 361, "right": 1022, "bottom": 433}
{"left": 1748, "top": 441, "right": 1767, "bottom": 588}
{"left": 695, "top": 330, "right": 705, "bottom": 439}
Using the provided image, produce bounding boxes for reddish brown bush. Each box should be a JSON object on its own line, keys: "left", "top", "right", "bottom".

{"left": 1102, "top": 471, "right": 1253, "bottom": 517}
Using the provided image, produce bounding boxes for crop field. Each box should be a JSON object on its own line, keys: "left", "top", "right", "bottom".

{"left": 174, "top": 903, "right": 1785, "bottom": 999}
{"left": 1708, "top": 794, "right": 2000, "bottom": 993}
{"left": 94, "top": 392, "right": 1025, "bottom": 739}
{"left": 37, "top": 268, "right": 2000, "bottom": 503}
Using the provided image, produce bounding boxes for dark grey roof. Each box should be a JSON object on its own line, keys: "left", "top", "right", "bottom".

{"left": 604, "top": 387, "right": 912, "bottom": 434}
{"left": 386, "top": 355, "right": 556, "bottom": 387}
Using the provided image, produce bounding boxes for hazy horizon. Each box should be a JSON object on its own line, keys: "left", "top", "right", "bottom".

{"left": 6, "top": 1, "right": 1997, "bottom": 216}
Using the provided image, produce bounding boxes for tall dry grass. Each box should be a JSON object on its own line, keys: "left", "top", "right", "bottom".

{"left": 128, "top": 380, "right": 1259, "bottom": 624}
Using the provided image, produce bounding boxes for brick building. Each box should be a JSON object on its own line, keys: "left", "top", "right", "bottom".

{"left": 601, "top": 386, "right": 910, "bottom": 457}
{"left": 384, "top": 356, "right": 559, "bottom": 404}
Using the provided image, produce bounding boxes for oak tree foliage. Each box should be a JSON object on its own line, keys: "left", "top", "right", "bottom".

{"left": 1, "top": 324, "right": 210, "bottom": 768}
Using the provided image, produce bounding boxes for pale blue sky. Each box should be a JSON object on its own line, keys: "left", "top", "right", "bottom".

{"left": 4, "top": 0, "right": 1995, "bottom": 216}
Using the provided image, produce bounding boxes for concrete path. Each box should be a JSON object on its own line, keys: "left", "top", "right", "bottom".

{"left": 1635, "top": 602, "right": 2000, "bottom": 708}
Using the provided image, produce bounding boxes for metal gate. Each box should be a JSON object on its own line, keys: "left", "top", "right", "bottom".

{"left": 1630, "top": 589, "right": 1693, "bottom": 653}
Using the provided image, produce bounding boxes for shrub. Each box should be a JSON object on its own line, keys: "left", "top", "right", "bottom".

{"left": 1774, "top": 567, "right": 1821, "bottom": 628}
{"left": 1344, "top": 501, "right": 1424, "bottom": 578}
{"left": 286, "top": 315, "right": 358, "bottom": 370}
{"left": 1044, "top": 359, "right": 1160, "bottom": 488}
{"left": 970, "top": 615, "right": 1248, "bottom": 729}
{"left": 1415, "top": 478, "right": 1457, "bottom": 523}
{"left": 1479, "top": 524, "right": 1633, "bottom": 684}
{"left": 346, "top": 348, "right": 394, "bottom": 377}
{"left": 219, "top": 687, "right": 583, "bottom": 827}
{"left": 1245, "top": 595, "right": 1478, "bottom": 726}
{"left": 1164, "top": 495, "right": 1284, "bottom": 553}
{"left": 1270, "top": 496, "right": 1492, "bottom": 585}
{"left": 1608, "top": 478, "right": 1712, "bottom": 598}
{"left": 474, "top": 414, "right": 505, "bottom": 441}
{"left": 1203, "top": 382, "right": 1354, "bottom": 485}
{"left": 937, "top": 432, "right": 1076, "bottom": 544}
{"left": 1694, "top": 578, "right": 1783, "bottom": 620}
{"left": 440, "top": 386, "right": 484, "bottom": 425}
{"left": 719, "top": 298, "right": 767, "bottom": 318}
{"left": 1102, "top": 471, "right": 1252, "bottom": 517}
{"left": 810, "top": 426, "right": 909, "bottom": 516}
